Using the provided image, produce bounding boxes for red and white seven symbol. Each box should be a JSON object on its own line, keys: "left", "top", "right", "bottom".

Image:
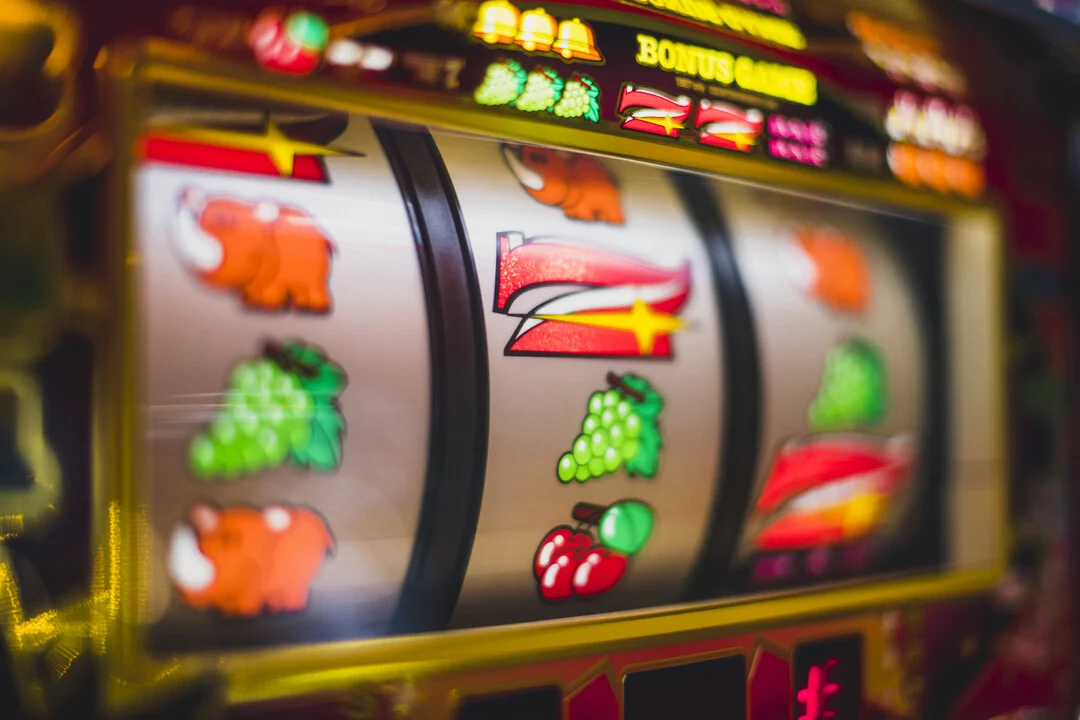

{"left": 493, "top": 232, "right": 691, "bottom": 358}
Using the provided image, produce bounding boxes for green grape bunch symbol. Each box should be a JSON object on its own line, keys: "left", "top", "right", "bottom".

{"left": 474, "top": 61, "right": 600, "bottom": 121}
{"left": 808, "top": 337, "right": 887, "bottom": 431}
{"left": 553, "top": 75, "right": 601, "bottom": 122}
{"left": 188, "top": 340, "right": 347, "bottom": 481}
{"left": 474, "top": 58, "right": 527, "bottom": 106}
{"left": 557, "top": 372, "right": 665, "bottom": 484}
{"left": 514, "top": 67, "right": 564, "bottom": 113}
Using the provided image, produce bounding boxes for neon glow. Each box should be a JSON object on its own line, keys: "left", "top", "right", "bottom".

{"left": 249, "top": 9, "right": 329, "bottom": 75}
{"left": 767, "top": 115, "right": 828, "bottom": 167}
{"left": 617, "top": 85, "right": 693, "bottom": 138}
{"left": 472, "top": 2, "right": 604, "bottom": 62}
{"left": 887, "top": 142, "right": 985, "bottom": 197}
{"left": 472, "top": 0, "right": 520, "bottom": 44}
{"left": 622, "top": 0, "right": 805, "bottom": 49}
{"left": 769, "top": 115, "right": 827, "bottom": 146}
{"left": 796, "top": 660, "right": 841, "bottom": 720}
{"left": 847, "top": 12, "right": 966, "bottom": 95}
{"left": 492, "top": 232, "right": 691, "bottom": 358}
{"left": 885, "top": 91, "right": 985, "bottom": 158}
{"left": 325, "top": 40, "right": 395, "bottom": 71}
{"left": 696, "top": 101, "right": 764, "bottom": 151}
{"left": 768, "top": 139, "right": 826, "bottom": 166}
{"left": 517, "top": 8, "right": 558, "bottom": 52}
{"left": 474, "top": 61, "right": 600, "bottom": 121}
{"left": 753, "top": 553, "right": 796, "bottom": 580}
{"left": 635, "top": 34, "right": 817, "bottom": 106}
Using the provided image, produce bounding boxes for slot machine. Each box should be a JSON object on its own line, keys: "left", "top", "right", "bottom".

{"left": 0, "top": 0, "right": 1073, "bottom": 717}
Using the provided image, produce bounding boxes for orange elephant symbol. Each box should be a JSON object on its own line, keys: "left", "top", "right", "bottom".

{"left": 168, "top": 503, "right": 335, "bottom": 617}
{"left": 502, "top": 144, "right": 625, "bottom": 225}
{"left": 783, "top": 227, "right": 870, "bottom": 314}
{"left": 171, "top": 188, "right": 334, "bottom": 312}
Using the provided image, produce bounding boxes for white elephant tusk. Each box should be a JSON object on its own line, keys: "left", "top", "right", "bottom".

{"left": 171, "top": 193, "right": 224, "bottom": 272}
{"left": 168, "top": 524, "right": 215, "bottom": 592}
{"left": 780, "top": 237, "right": 818, "bottom": 292}
{"left": 501, "top": 146, "right": 546, "bottom": 191}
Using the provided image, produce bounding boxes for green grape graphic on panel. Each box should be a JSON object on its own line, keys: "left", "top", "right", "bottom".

{"left": 188, "top": 340, "right": 347, "bottom": 481}
{"left": 808, "top": 338, "right": 886, "bottom": 431}
{"left": 474, "top": 61, "right": 600, "bottom": 122}
{"left": 514, "top": 67, "right": 563, "bottom": 112}
{"left": 474, "top": 58, "right": 527, "bottom": 106}
{"left": 553, "top": 75, "right": 601, "bottom": 122}
{"left": 557, "top": 372, "right": 664, "bottom": 484}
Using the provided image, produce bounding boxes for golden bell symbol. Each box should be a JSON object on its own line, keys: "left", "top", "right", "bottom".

{"left": 552, "top": 18, "right": 602, "bottom": 61}
{"left": 515, "top": 8, "right": 557, "bottom": 52}
{"left": 472, "top": 0, "right": 520, "bottom": 45}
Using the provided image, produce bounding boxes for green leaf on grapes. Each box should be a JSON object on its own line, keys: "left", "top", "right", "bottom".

{"left": 621, "top": 374, "right": 664, "bottom": 420}
{"left": 584, "top": 98, "right": 600, "bottom": 123}
{"left": 625, "top": 413, "right": 661, "bottom": 478}
{"left": 613, "top": 374, "right": 663, "bottom": 478}
{"left": 282, "top": 341, "right": 346, "bottom": 396}
{"left": 291, "top": 401, "right": 345, "bottom": 470}
{"left": 582, "top": 77, "right": 601, "bottom": 122}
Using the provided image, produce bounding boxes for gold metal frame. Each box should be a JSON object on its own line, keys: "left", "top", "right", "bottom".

{"left": 618, "top": 645, "right": 747, "bottom": 694}
{"left": 74, "top": 37, "right": 1011, "bottom": 714}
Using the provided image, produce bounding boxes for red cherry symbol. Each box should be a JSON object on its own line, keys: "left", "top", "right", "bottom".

{"left": 572, "top": 547, "right": 628, "bottom": 598}
{"left": 538, "top": 548, "right": 579, "bottom": 601}
{"left": 533, "top": 526, "right": 591, "bottom": 578}
{"left": 278, "top": 48, "right": 320, "bottom": 75}
{"left": 249, "top": 12, "right": 285, "bottom": 54}
{"left": 250, "top": 14, "right": 321, "bottom": 76}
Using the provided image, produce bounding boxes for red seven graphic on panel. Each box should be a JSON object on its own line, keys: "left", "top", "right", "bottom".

{"left": 493, "top": 232, "right": 691, "bottom": 358}
{"left": 696, "top": 100, "right": 765, "bottom": 152}
{"left": 617, "top": 85, "right": 693, "bottom": 138}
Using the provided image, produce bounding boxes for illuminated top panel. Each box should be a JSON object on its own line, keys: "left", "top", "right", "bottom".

{"left": 72, "top": 0, "right": 986, "bottom": 200}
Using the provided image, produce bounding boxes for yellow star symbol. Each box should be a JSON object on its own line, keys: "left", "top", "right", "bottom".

{"left": 637, "top": 114, "right": 684, "bottom": 137}
{"left": 734, "top": 132, "right": 755, "bottom": 150}
{"left": 537, "top": 298, "right": 686, "bottom": 355}
{"left": 719, "top": 132, "right": 755, "bottom": 151}
{"left": 659, "top": 113, "right": 682, "bottom": 136}
{"left": 153, "top": 119, "right": 345, "bottom": 176}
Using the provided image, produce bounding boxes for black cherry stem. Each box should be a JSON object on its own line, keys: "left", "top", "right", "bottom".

{"left": 263, "top": 339, "right": 320, "bottom": 379}
{"left": 572, "top": 502, "right": 606, "bottom": 526}
{"left": 606, "top": 372, "right": 645, "bottom": 402}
